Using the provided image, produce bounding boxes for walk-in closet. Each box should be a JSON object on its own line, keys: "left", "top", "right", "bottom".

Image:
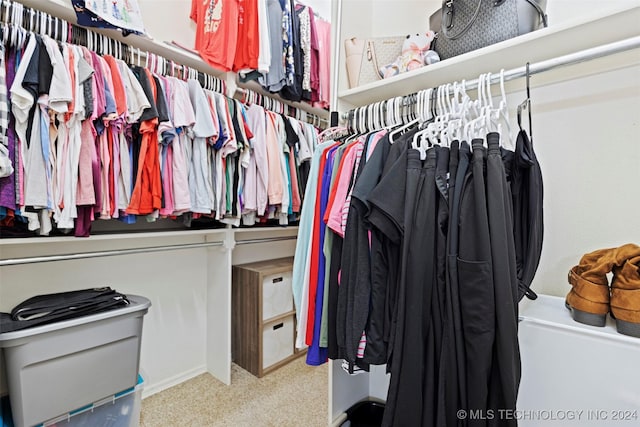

{"left": 0, "top": 0, "right": 638, "bottom": 426}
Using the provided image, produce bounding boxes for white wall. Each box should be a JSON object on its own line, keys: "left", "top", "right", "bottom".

{"left": 547, "top": 0, "right": 640, "bottom": 24}
{"left": 137, "top": 0, "right": 195, "bottom": 49}
{"left": 137, "top": 0, "right": 333, "bottom": 54}
{"left": 303, "top": 0, "right": 332, "bottom": 21}
{"left": 521, "top": 61, "right": 640, "bottom": 297}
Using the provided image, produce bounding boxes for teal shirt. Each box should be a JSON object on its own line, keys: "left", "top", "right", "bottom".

{"left": 292, "top": 141, "right": 337, "bottom": 324}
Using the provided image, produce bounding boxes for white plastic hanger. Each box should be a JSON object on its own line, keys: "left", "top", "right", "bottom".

{"left": 466, "top": 74, "right": 485, "bottom": 141}
{"left": 2, "top": 0, "right": 9, "bottom": 25}
{"left": 371, "top": 102, "right": 378, "bottom": 130}
{"left": 2, "top": 1, "right": 9, "bottom": 46}
{"left": 11, "top": 2, "right": 20, "bottom": 47}
{"left": 374, "top": 101, "right": 382, "bottom": 130}
{"left": 385, "top": 98, "right": 393, "bottom": 128}
{"left": 388, "top": 110, "right": 418, "bottom": 142}
{"left": 466, "top": 73, "right": 486, "bottom": 143}
{"left": 28, "top": 8, "right": 34, "bottom": 33}
{"left": 366, "top": 104, "right": 373, "bottom": 132}
{"left": 495, "top": 68, "right": 514, "bottom": 148}
{"left": 411, "top": 87, "right": 437, "bottom": 157}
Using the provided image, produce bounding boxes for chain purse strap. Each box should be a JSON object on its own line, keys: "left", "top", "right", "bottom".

{"left": 366, "top": 40, "right": 383, "bottom": 78}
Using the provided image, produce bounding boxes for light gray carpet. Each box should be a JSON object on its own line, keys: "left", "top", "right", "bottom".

{"left": 140, "top": 357, "right": 328, "bottom": 426}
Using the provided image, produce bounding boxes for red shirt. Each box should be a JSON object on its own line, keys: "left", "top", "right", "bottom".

{"left": 191, "top": 0, "right": 239, "bottom": 72}
{"left": 233, "top": 0, "right": 259, "bottom": 71}
{"left": 126, "top": 70, "right": 162, "bottom": 215}
{"left": 306, "top": 142, "right": 340, "bottom": 344}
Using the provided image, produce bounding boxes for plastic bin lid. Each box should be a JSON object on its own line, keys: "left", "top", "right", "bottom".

{"left": 0, "top": 295, "right": 151, "bottom": 345}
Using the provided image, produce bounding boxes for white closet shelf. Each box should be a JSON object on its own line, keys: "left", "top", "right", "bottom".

{"left": 337, "top": 5, "right": 640, "bottom": 108}
{"left": 0, "top": 228, "right": 230, "bottom": 246}
{"left": 233, "top": 226, "right": 298, "bottom": 234}
{"left": 13, "top": 0, "right": 227, "bottom": 78}
{"left": 236, "top": 80, "right": 331, "bottom": 119}
{"left": 0, "top": 226, "right": 299, "bottom": 247}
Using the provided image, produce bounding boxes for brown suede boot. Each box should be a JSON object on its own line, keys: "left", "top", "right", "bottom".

{"left": 566, "top": 244, "right": 640, "bottom": 327}
{"left": 611, "top": 254, "right": 640, "bottom": 338}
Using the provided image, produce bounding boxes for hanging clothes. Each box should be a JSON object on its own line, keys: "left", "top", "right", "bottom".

{"left": 124, "top": 68, "right": 158, "bottom": 216}
{"left": 259, "top": 0, "right": 286, "bottom": 92}
{"left": 1, "top": 16, "right": 321, "bottom": 238}
{"left": 294, "top": 111, "right": 544, "bottom": 426}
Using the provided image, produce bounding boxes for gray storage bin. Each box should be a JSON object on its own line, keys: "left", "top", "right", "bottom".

{"left": 0, "top": 295, "right": 150, "bottom": 427}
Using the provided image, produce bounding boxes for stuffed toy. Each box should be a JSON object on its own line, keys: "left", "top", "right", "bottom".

{"left": 379, "top": 31, "right": 439, "bottom": 78}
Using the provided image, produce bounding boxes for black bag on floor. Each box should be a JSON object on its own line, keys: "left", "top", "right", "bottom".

{"left": 0, "top": 287, "right": 129, "bottom": 333}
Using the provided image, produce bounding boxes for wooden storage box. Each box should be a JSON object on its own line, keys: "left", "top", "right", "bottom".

{"left": 232, "top": 257, "right": 305, "bottom": 377}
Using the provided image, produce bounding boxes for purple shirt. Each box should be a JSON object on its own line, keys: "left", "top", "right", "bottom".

{"left": 0, "top": 48, "right": 17, "bottom": 210}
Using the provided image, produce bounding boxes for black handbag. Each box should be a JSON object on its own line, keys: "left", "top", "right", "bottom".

{"left": 430, "top": 0, "right": 548, "bottom": 60}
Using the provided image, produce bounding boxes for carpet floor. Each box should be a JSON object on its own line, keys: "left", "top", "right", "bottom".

{"left": 140, "top": 356, "right": 328, "bottom": 427}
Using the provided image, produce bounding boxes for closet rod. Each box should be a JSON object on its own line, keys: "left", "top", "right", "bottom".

{"left": 465, "top": 35, "right": 640, "bottom": 90}
{"left": 341, "top": 35, "right": 640, "bottom": 120}
{"left": 235, "top": 236, "right": 297, "bottom": 245}
{"left": 0, "top": 241, "right": 224, "bottom": 266}
{"left": 1, "top": 236, "right": 298, "bottom": 266}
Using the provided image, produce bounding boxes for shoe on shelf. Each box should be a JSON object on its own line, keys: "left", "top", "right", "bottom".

{"left": 610, "top": 254, "right": 640, "bottom": 338}
{"left": 566, "top": 265, "right": 610, "bottom": 327}
{"left": 565, "top": 243, "right": 640, "bottom": 330}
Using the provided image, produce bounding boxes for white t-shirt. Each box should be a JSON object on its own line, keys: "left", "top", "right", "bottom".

{"left": 118, "top": 61, "right": 151, "bottom": 124}
{"left": 170, "top": 79, "right": 196, "bottom": 214}
{"left": 43, "top": 36, "right": 72, "bottom": 114}
{"left": 188, "top": 79, "right": 216, "bottom": 213}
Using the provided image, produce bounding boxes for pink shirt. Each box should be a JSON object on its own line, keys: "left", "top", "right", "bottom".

{"left": 157, "top": 77, "right": 175, "bottom": 217}
{"left": 336, "top": 131, "right": 386, "bottom": 233}
{"left": 265, "top": 112, "right": 284, "bottom": 205}
{"left": 242, "top": 104, "right": 263, "bottom": 214}
{"left": 325, "top": 140, "right": 361, "bottom": 237}
{"left": 76, "top": 120, "right": 97, "bottom": 206}
{"left": 325, "top": 131, "right": 386, "bottom": 236}
{"left": 313, "top": 19, "right": 331, "bottom": 109}
{"left": 76, "top": 48, "right": 98, "bottom": 206}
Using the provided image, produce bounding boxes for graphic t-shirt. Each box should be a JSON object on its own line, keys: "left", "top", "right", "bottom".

{"left": 191, "top": 0, "right": 239, "bottom": 72}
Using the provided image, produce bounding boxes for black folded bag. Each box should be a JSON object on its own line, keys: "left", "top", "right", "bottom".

{"left": 0, "top": 287, "right": 130, "bottom": 333}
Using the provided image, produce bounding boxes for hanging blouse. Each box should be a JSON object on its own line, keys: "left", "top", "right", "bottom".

{"left": 190, "top": 0, "right": 240, "bottom": 72}
{"left": 233, "top": 0, "right": 260, "bottom": 72}
{"left": 259, "top": 0, "right": 286, "bottom": 92}
{"left": 296, "top": 5, "right": 312, "bottom": 97}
